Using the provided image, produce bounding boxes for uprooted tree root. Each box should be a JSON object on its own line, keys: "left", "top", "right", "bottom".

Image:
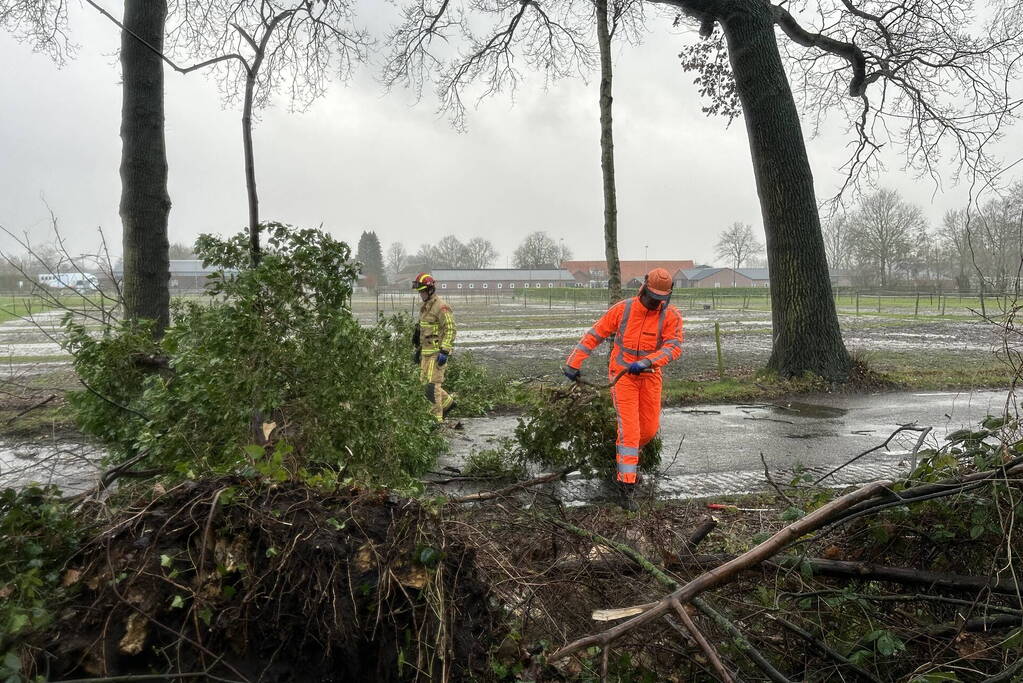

{"left": 34, "top": 477, "right": 498, "bottom": 682}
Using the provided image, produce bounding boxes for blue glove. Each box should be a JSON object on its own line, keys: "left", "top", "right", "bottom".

{"left": 437, "top": 351, "right": 449, "bottom": 366}
{"left": 563, "top": 365, "right": 581, "bottom": 381}
{"left": 628, "top": 359, "right": 652, "bottom": 374}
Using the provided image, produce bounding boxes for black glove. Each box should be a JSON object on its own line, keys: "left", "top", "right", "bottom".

{"left": 563, "top": 365, "right": 581, "bottom": 381}
{"left": 411, "top": 323, "right": 421, "bottom": 347}
{"left": 412, "top": 348, "right": 421, "bottom": 364}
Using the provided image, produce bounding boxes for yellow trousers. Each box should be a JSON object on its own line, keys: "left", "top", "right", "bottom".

{"left": 419, "top": 353, "right": 454, "bottom": 421}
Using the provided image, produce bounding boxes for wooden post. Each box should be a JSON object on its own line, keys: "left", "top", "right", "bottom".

{"left": 914, "top": 291, "right": 919, "bottom": 317}
{"left": 715, "top": 322, "right": 725, "bottom": 379}
{"left": 877, "top": 294, "right": 881, "bottom": 313}
{"left": 856, "top": 292, "right": 860, "bottom": 316}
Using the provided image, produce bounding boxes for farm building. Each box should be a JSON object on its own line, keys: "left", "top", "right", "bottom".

{"left": 676, "top": 267, "right": 770, "bottom": 288}
{"left": 111, "top": 260, "right": 236, "bottom": 293}
{"left": 561, "top": 260, "right": 696, "bottom": 288}
{"left": 398, "top": 268, "right": 578, "bottom": 292}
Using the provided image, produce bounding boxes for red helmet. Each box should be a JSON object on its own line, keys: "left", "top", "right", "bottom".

{"left": 412, "top": 272, "right": 436, "bottom": 291}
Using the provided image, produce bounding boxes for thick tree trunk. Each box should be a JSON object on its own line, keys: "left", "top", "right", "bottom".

{"left": 596, "top": 0, "right": 623, "bottom": 304}
{"left": 119, "top": 0, "right": 170, "bottom": 334}
{"left": 721, "top": 3, "right": 852, "bottom": 380}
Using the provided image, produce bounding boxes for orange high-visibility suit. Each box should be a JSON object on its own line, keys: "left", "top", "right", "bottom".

{"left": 565, "top": 297, "right": 684, "bottom": 483}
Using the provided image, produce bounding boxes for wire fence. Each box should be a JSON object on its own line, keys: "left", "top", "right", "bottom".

{"left": 356, "top": 286, "right": 1012, "bottom": 320}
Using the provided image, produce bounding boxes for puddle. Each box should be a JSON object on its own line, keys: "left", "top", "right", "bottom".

{"left": 774, "top": 401, "right": 848, "bottom": 419}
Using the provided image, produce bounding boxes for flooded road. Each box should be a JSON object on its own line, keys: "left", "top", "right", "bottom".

{"left": 443, "top": 389, "right": 1014, "bottom": 502}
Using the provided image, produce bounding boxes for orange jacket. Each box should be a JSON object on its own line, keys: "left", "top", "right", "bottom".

{"left": 566, "top": 297, "right": 684, "bottom": 374}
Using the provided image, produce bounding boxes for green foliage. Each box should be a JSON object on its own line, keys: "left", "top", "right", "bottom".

{"left": 442, "top": 351, "right": 512, "bottom": 416}
{"left": 464, "top": 439, "right": 524, "bottom": 478}
{"left": 64, "top": 223, "right": 445, "bottom": 487}
{"left": 513, "top": 388, "right": 661, "bottom": 477}
{"left": 0, "top": 486, "right": 81, "bottom": 665}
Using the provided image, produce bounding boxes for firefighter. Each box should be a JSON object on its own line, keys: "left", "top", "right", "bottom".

{"left": 412, "top": 273, "right": 457, "bottom": 422}
{"left": 562, "top": 267, "right": 684, "bottom": 501}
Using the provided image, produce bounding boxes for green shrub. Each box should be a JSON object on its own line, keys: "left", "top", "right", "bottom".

{"left": 64, "top": 223, "right": 445, "bottom": 488}
{"left": 513, "top": 386, "right": 661, "bottom": 478}
{"left": 0, "top": 486, "right": 81, "bottom": 658}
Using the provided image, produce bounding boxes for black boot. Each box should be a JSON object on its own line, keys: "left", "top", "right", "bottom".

{"left": 442, "top": 400, "right": 457, "bottom": 418}
{"left": 615, "top": 481, "right": 639, "bottom": 512}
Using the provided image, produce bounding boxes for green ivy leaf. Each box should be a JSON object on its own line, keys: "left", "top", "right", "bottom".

{"left": 170, "top": 595, "right": 185, "bottom": 609}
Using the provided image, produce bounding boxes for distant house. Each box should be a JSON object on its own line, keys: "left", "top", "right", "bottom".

{"left": 36, "top": 271, "right": 99, "bottom": 292}
{"left": 400, "top": 268, "right": 578, "bottom": 293}
{"left": 735, "top": 267, "right": 770, "bottom": 287}
{"left": 562, "top": 260, "right": 696, "bottom": 288}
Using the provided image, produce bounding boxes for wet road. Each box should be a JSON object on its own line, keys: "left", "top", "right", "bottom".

{"left": 443, "top": 389, "right": 1014, "bottom": 502}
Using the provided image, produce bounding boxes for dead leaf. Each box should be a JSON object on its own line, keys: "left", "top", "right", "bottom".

{"left": 118, "top": 612, "right": 149, "bottom": 655}
{"left": 262, "top": 421, "right": 277, "bottom": 441}
{"left": 213, "top": 536, "right": 247, "bottom": 573}
{"left": 62, "top": 568, "right": 82, "bottom": 587}
{"left": 394, "top": 565, "right": 429, "bottom": 590}
{"left": 152, "top": 482, "right": 166, "bottom": 496}
{"left": 354, "top": 542, "right": 375, "bottom": 573}
{"left": 0, "top": 584, "right": 12, "bottom": 599}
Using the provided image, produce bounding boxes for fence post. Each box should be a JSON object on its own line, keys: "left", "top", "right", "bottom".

{"left": 877, "top": 294, "right": 881, "bottom": 313}
{"left": 715, "top": 321, "right": 725, "bottom": 379}
{"left": 855, "top": 292, "right": 859, "bottom": 316}
{"left": 549, "top": 289, "right": 552, "bottom": 310}
{"left": 914, "top": 291, "right": 919, "bottom": 317}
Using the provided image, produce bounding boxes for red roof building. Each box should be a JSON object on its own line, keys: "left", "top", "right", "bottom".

{"left": 562, "top": 260, "right": 696, "bottom": 287}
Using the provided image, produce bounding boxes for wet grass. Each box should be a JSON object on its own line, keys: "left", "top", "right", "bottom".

{"left": 0, "top": 403, "right": 77, "bottom": 439}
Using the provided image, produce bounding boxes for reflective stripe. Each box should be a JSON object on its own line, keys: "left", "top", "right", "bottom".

{"left": 617, "top": 462, "right": 638, "bottom": 474}
{"left": 574, "top": 343, "right": 592, "bottom": 355}
{"left": 655, "top": 305, "right": 668, "bottom": 347}
{"left": 617, "top": 446, "right": 639, "bottom": 456}
{"left": 614, "top": 299, "right": 634, "bottom": 367}
{"left": 585, "top": 327, "right": 607, "bottom": 343}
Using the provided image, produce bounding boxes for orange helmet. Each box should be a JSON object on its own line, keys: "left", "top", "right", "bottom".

{"left": 644, "top": 267, "right": 673, "bottom": 300}
{"left": 412, "top": 272, "right": 436, "bottom": 291}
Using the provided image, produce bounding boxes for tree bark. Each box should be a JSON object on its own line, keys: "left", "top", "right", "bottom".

{"left": 119, "top": 0, "right": 170, "bottom": 334}
{"left": 596, "top": 0, "right": 623, "bottom": 304}
{"left": 242, "top": 70, "right": 260, "bottom": 266}
{"left": 720, "top": 2, "right": 852, "bottom": 380}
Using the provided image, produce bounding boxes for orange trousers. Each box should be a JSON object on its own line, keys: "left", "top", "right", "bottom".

{"left": 609, "top": 371, "right": 662, "bottom": 483}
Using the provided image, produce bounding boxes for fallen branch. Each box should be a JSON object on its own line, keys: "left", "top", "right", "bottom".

{"left": 541, "top": 513, "right": 779, "bottom": 682}
{"left": 671, "top": 599, "right": 734, "bottom": 683}
{"left": 2, "top": 393, "right": 58, "bottom": 425}
{"left": 760, "top": 451, "right": 795, "bottom": 507}
{"left": 449, "top": 465, "right": 577, "bottom": 503}
{"left": 814, "top": 424, "right": 930, "bottom": 485}
{"left": 669, "top": 554, "right": 1022, "bottom": 597}
{"left": 543, "top": 480, "right": 891, "bottom": 664}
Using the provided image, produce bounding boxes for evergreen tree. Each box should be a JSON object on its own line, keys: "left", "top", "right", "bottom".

{"left": 356, "top": 231, "right": 387, "bottom": 287}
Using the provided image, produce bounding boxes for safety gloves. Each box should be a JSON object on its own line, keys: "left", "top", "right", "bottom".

{"left": 437, "top": 350, "right": 450, "bottom": 366}
{"left": 562, "top": 365, "right": 581, "bottom": 381}
{"left": 627, "top": 359, "right": 652, "bottom": 374}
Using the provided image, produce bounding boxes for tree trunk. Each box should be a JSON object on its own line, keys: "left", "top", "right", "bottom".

{"left": 596, "top": 0, "right": 623, "bottom": 304}
{"left": 242, "top": 70, "right": 260, "bottom": 266}
{"left": 721, "top": 3, "right": 852, "bottom": 380}
{"left": 119, "top": 0, "right": 170, "bottom": 334}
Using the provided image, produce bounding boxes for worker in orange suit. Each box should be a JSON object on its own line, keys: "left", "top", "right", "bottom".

{"left": 562, "top": 267, "right": 684, "bottom": 497}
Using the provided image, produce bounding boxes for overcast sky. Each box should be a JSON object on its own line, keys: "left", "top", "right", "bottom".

{"left": 1, "top": 1, "right": 1020, "bottom": 267}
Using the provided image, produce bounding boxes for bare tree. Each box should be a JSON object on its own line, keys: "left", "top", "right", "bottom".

{"left": 386, "top": 241, "right": 409, "bottom": 280}
{"left": 85, "top": 0, "right": 370, "bottom": 266}
{"left": 849, "top": 189, "right": 925, "bottom": 288}
{"left": 940, "top": 209, "right": 974, "bottom": 290}
{"left": 596, "top": 0, "right": 643, "bottom": 303}
{"left": 822, "top": 215, "right": 852, "bottom": 272}
{"left": 714, "top": 221, "right": 762, "bottom": 284}
{"left": 433, "top": 235, "right": 467, "bottom": 268}
{"left": 167, "top": 242, "right": 196, "bottom": 259}
{"left": 464, "top": 237, "right": 498, "bottom": 269}
{"left": 0, "top": 0, "right": 74, "bottom": 63}
{"left": 513, "top": 231, "right": 571, "bottom": 269}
